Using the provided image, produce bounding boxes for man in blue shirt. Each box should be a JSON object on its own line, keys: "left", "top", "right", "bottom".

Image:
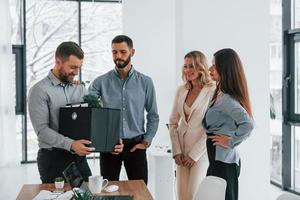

{"left": 89, "top": 35, "right": 159, "bottom": 184}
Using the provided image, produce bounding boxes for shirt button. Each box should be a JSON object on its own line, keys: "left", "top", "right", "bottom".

{"left": 123, "top": 108, "right": 125, "bottom": 110}
{"left": 123, "top": 118, "right": 125, "bottom": 121}
{"left": 123, "top": 87, "right": 125, "bottom": 90}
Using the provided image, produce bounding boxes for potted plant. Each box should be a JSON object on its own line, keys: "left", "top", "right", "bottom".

{"left": 83, "top": 95, "right": 103, "bottom": 108}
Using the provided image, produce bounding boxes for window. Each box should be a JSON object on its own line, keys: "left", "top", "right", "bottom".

{"left": 12, "top": 48, "right": 24, "bottom": 162}
{"left": 9, "top": 0, "right": 122, "bottom": 162}
{"left": 282, "top": 0, "right": 300, "bottom": 193}
{"left": 270, "top": 0, "right": 283, "bottom": 183}
{"left": 10, "top": 0, "right": 23, "bottom": 44}
{"left": 25, "top": 0, "right": 80, "bottom": 161}
{"left": 10, "top": 0, "right": 27, "bottom": 162}
{"left": 292, "top": 0, "right": 300, "bottom": 28}
{"left": 81, "top": 2, "right": 122, "bottom": 82}
{"left": 294, "top": 127, "right": 300, "bottom": 190}
{"left": 294, "top": 41, "right": 300, "bottom": 114}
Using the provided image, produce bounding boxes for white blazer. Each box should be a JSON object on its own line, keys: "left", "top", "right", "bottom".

{"left": 169, "top": 84, "right": 215, "bottom": 161}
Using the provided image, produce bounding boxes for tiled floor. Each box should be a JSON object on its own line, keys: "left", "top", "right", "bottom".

{"left": 0, "top": 159, "right": 289, "bottom": 200}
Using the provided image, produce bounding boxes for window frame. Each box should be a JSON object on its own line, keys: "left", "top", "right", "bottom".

{"left": 12, "top": 45, "right": 26, "bottom": 115}
{"left": 281, "top": 0, "right": 300, "bottom": 194}
{"left": 288, "top": 31, "right": 300, "bottom": 122}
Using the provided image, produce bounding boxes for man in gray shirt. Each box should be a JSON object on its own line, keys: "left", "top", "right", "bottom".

{"left": 89, "top": 35, "right": 159, "bottom": 184}
{"left": 28, "top": 42, "right": 123, "bottom": 183}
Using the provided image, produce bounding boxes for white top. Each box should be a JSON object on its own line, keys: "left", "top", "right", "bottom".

{"left": 184, "top": 103, "right": 191, "bottom": 119}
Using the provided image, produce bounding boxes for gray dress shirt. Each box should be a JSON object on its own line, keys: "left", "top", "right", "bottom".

{"left": 203, "top": 93, "right": 254, "bottom": 164}
{"left": 88, "top": 67, "right": 159, "bottom": 143}
{"left": 28, "top": 71, "right": 88, "bottom": 151}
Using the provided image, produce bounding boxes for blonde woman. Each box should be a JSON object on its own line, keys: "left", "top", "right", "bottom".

{"left": 169, "top": 51, "right": 215, "bottom": 200}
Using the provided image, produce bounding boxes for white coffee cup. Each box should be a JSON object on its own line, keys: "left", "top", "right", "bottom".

{"left": 54, "top": 178, "right": 64, "bottom": 190}
{"left": 88, "top": 175, "right": 109, "bottom": 193}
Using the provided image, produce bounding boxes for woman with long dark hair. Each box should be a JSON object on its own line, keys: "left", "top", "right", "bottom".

{"left": 202, "top": 48, "right": 253, "bottom": 200}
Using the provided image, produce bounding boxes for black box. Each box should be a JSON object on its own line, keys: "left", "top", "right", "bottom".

{"left": 59, "top": 107, "right": 121, "bottom": 152}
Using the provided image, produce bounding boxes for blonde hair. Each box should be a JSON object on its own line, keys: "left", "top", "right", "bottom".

{"left": 182, "top": 51, "right": 214, "bottom": 89}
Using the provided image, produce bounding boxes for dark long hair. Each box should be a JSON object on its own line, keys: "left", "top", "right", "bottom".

{"left": 213, "top": 48, "right": 252, "bottom": 118}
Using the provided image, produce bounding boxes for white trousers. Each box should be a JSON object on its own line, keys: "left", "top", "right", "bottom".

{"left": 176, "top": 158, "right": 209, "bottom": 200}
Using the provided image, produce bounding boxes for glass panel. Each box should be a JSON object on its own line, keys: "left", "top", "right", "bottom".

{"left": 12, "top": 53, "right": 23, "bottom": 161}
{"left": 9, "top": 0, "right": 23, "bottom": 44}
{"left": 270, "top": 93, "right": 282, "bottom": 182}
{"left": 16, "top": 115, "right": 23, "bottom": 161}
{"left": 294, "top": 42, "right": 300, "bottom": 114}
{"left": 81, "top": 2, "right": 122, "bottom": 83}
{"left": 12, "top": 53, "right": 16, "bottom": 110}
{"left": 293, "top": 127, "right": 300, "bottom": 191}
{"left": 292, "top": 0, "right": 300, "bottom": 28}
{"left": 270, "top": 0, "right": 283, "bottom": 183}
{"left": 26, "top": 0, "right": 79, "bottom": 161}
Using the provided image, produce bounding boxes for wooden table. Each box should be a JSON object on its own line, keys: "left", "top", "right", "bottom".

{"left": 16, "top": 180, "right": 153, "bottom": 200}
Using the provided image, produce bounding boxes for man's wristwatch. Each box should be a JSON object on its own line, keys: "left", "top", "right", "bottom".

{"left": 141, "top": 140, "right": 151, "bottom": 148}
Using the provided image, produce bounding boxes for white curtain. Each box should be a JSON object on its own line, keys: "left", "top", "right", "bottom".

{"left": 0, "top": 0, "right": 17, "bottom": 167}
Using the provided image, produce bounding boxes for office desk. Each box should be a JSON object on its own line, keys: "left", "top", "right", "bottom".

{"left": 16, "top": 180, "right": 153, "bottom": 200}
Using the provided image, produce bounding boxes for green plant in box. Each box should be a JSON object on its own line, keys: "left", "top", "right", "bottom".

{"left": 83, "top": 95, "right": 103, "bottom": 108}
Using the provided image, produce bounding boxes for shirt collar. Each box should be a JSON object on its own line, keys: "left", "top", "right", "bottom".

{"left": 113, "top": 65, "right": 135, "bottom": 79}
{"left": 48, "top": 70, "right": 73, "bottom": 87}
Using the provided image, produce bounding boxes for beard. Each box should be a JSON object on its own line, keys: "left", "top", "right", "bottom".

{"left": 59, "top": 69, "right": 74, "bottom": 83}
{"left": 114, "top": 56, "right": 131, "bottom": 69}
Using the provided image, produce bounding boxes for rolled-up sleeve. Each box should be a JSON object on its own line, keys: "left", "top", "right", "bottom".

{"left": 28, "top": 85, "right": 74, "bottom": 151}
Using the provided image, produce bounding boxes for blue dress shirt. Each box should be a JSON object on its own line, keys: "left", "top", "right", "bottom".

{"left": 88, "top": 67, "right": 159, "bottom": 143}
{"left": 203, "top": 93, "right": 254, "bottom": 164}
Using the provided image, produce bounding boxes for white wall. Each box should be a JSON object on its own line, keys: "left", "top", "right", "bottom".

{"left": 123, "top": 0, "right": 270, "bottom": 199}
{"left": 123, "top": 0, "right": 177, "bottom": 146}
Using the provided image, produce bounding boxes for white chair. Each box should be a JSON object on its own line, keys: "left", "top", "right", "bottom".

{"left": 276, "top": 193, "right": 300, "bottom": 200}
{"left": 194, "top": 176, "right": 227, "bottom": 200}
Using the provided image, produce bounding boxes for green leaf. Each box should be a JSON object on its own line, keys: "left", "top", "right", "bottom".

{"left": 83, "top": 95, "right": 103, "bottom": 108}
{"left": 73, "top": 190, "right": 93, "bottom": 200}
